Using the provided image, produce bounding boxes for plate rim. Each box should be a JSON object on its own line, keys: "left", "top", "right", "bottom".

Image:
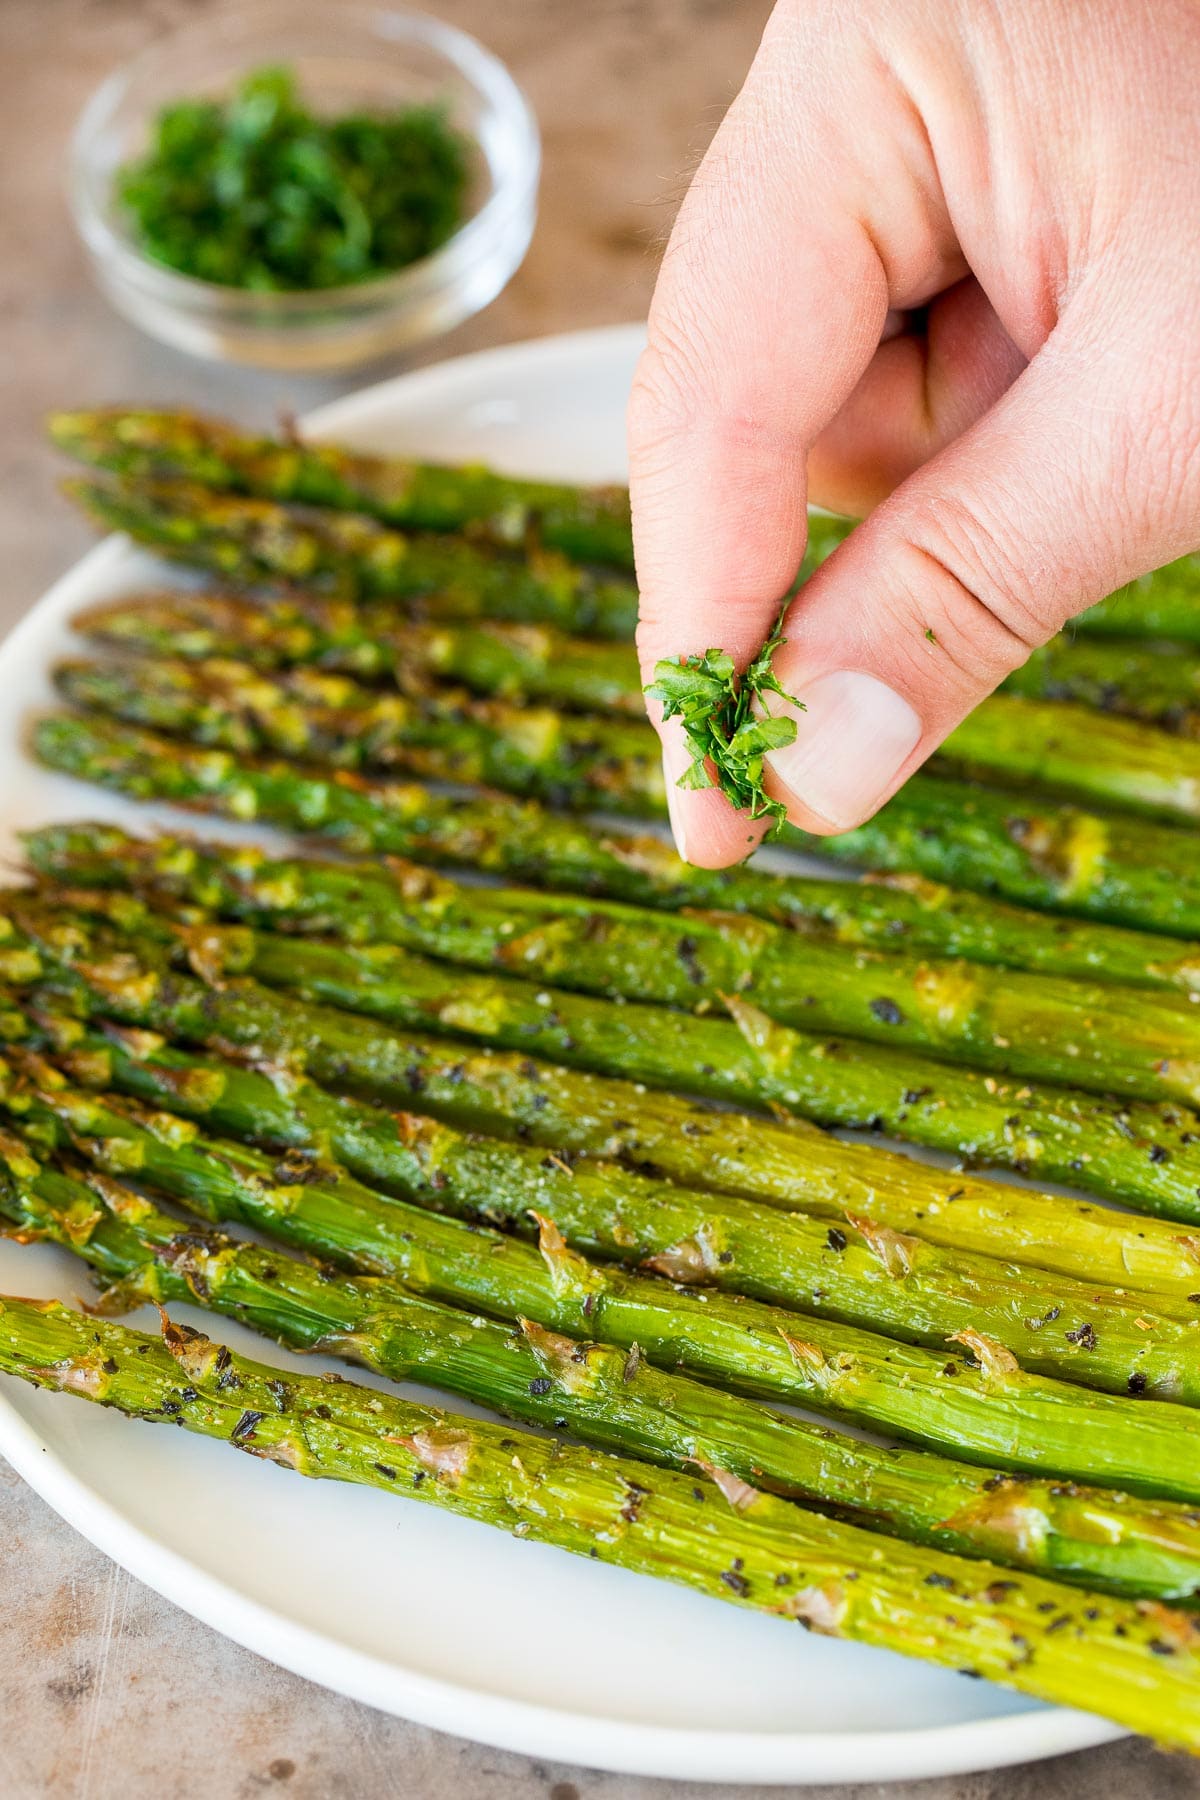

{"left": 0, "top": 321, "right": 1124, "bottom": 1784}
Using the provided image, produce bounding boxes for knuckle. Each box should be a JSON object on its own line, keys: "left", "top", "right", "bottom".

{"left": 887, "top": 495, "right": 1065, "bottom": 687}
{"left": 629, "top": 315, "right": 721, "bottom": 452}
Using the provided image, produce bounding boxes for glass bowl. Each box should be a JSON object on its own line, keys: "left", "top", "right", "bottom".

{"left": 69, "top": 3, "right": 541, "bottom": 372}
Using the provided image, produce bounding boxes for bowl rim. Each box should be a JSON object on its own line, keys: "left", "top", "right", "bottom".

{"left": 67, "top": 0, "right": 541, "bottom": 317}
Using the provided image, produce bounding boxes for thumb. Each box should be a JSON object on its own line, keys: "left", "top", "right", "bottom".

{"left": 761, "top": 301, "right": 1200, "bottom": 834}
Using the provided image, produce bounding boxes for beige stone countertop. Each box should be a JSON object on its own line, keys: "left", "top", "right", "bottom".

{"left": 0, "top": 1, "right": 1195, "bottom": 1794}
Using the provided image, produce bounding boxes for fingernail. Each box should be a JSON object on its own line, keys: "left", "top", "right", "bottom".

{"left": 765, "top": 671, "right": 922, "bottom": 829}
{"left": 661, "top": 740, "right": 692, "bottom": 862}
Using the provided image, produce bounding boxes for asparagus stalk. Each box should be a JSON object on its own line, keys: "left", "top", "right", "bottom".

{"left": 48, "top": 406, "right": 641, "bottom": 567}
{"left": 55, "top": 648, "right": 1200, "bottom": 927}
{"left": 14, "top": 1120, "right": 1200, "bottom": 1596}
{"left": 75, "top": 590, "right": 647, "bottom": 715}
{"left": 48, "top": 405, "right": 860, "bottom": 578}
{"left": 798, "top": 773, "right": 1200, "bottom": 940}
{"left": 11, "top": 1039, "right": 1200, "bottom": 1402}
{"left": 15, "top": 983, "right": 1200, "bottom": 1304}
{"left": 77, "top": 588, "right": 1200, "bottom": 797}
{"left": 1075, "top": 561, "right": 1200, "bottom": 644}
{"left": 11, "top": 1295, "right": 1200, "bottom": 1749}
{"left": 32, "top": 717, "right": 1200, "bottom": 995}
{"left": 59, "top": 648, "right": 1200, "bottom": 834}
{"left": 54, "top": 658, "right": 666, "bottom": 815}
{"left": 1003, "top": 637, "right": 1200, "bottom": 737}
{"left": 11, "top": 891, "right": 1200, "bottom": 1222}
{"left": 30, "top": 823, "right": 1200, "bottom": 1111}
{"left": 63, "top": 476, "right": 640, "bottom": 638}
{"left": 45, "top": 403, "right": 1200, "bottom": 664}
{"left": 935, "top": 695, "right": 1200, "bottom": 825}
{"left": 6, "top": 1052, "right": 1200, "bottom": 1503}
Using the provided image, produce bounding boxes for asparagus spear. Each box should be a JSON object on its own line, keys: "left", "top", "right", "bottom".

{"left": 1003, "top": 637, "right": 1200, "bottom": 737}
{"left": 63, "top": 477, "right": 640, "bottom": 637}
{"left": 14, "top": 981, "right": 1200, "bottom": 1304}
{"left": 11, "top": 1040, "right": 1200, "bottom": 1401}
{"left": 54, "top": 658, "right": 666, "bottom": 815}
{"left": 60, "top": 647, "right": 1200, "bottom": 834}
{"left": 1075, "top": 561, "right": 1200, "bottom": 644}
{"left": 13, "top": 1120, "right": 1200, "bottom": 1596}
{"left": 10, "top": 1295, "right": 1200, "bottom": 1749}
{"left": 90, "top": 588, "right": 1200, "bottom": 741}
{"left": 49, "top": 405, "right": 859, "bottom": 578}
{"left": 935, "top": 695, "right": 1200, "bottom": 825}
{"left": 73, "top": 592, "right": 1200, "bottom": 821}
{"left": 75, "top": 590, "right": 647, "bottom": 715}
{"left": 45, "top": 403, "right": 1200, "bottom": 666}
{"left": 32, "top": 717, "right": 1200, "bottom": 995}
{"left": 799, "top": 773, "right": 1200, "bottom": 940}
{"left": 75, "top": 586, "right": 1200, "bottom": 750}
{"left": 6, "top": 1052, "right": 1200, "bottom": 1503}
{"left": 30, "top": 823, "right": 1200, "bottom": 1110}
{"left": 12, "top": 891, "right": 1200, "bottom": 1221}
{"left": 48, "top": 407, "right": 641, "bottom": 567}
{"left": 55, "top": 647, "right": 1200, "bottom": 922}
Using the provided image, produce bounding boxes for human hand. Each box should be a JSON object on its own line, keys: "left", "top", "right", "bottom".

{"left": 629, "top": 0, "right": 1200, "bottom": 868}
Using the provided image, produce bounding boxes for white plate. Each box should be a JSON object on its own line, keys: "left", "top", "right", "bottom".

{"left": 0, "top": 324, "right": 1121, "bottom": 1785}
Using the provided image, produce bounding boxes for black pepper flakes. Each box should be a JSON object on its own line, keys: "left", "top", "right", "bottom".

{"left": 231, "top": 1408, "right": 264, "bottom": 1442}
{"left": 869, "top": 997, "right": 905, "bottom": 1026}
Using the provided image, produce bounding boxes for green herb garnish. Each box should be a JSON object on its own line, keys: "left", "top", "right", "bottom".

{"left": 645, "top": 607, "right": 803, "bottom": 828}
{"left": 116, "top": 66, "right": 471, "bottom": 292}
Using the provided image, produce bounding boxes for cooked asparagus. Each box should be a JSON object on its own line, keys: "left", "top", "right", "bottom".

{"left": 30, "top": 824, "right": 1200, "bottom": 1110}
{"left": 54, "top": 655, "right": 1200, "bottom": 935}
{"left": 10, "top": 892, "right": 1200, "bottom": 1220}
{"left": 1075, "top": 562, "right": 1200, "bottom": 644}
{"left": 5, "top": 1053, "right": 1200, "bottom": 1499}
{"left": 59, "top": 649, "right": 1200, "bottom": 831}
{"left": 75, "top": 593, "right": 1200, "bottom": 824}
{"left": 11, "top": 1119, "right": 1200, "bottom": 1595}
{"left": 798, "top": 773, "right": 1200, "bottom": 940}
{"left": 31, "top": 720, "right": 1200, "bottom": 994}
{"left": 54, "top": 657, "right": 665, "bottom": 814}
{"left": 76, "top": 590, "right": 647, "bottom": 714}
{"left": 63, "top": 476, "right": 640, "bottom": 636}
{"left": 1003, "top": 637, "right": 1200, "bottom": 736}
{"left": 49, "top": 406, "right": 640, "bottom": 566}
{"left": 934, "top": 694, "right": 1200, "bottom": 824}
{"left": 12, "top": 981, "right": 1200, "bottom": 1300}
{"left": 74, "top": 589, "right": 1200, "bottom": 750}
{"left": 8, "top": 1295, "right": 1200, "bottom": 1748}
{"left": 9, "top": 1043, "right": 1200, "bottom": 1400}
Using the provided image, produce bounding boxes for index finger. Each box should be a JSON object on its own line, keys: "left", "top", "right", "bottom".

{"left": 628, "top": 6, "right": 953, "bottom": 864}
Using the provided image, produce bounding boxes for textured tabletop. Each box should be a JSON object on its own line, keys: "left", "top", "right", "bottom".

{"left": 0, "top": 2, "right": 1195, "bottom": 1795}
